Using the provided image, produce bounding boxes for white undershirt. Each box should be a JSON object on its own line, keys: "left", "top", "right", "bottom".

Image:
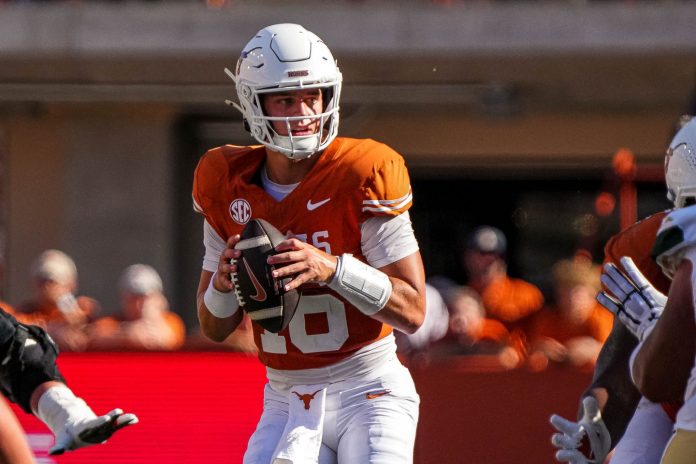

{"left": 261, "top": 166, "right": 299, "bottom": 202}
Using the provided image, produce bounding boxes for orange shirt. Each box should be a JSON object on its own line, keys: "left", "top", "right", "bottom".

{"left": 527, "top": 303, "right": 613, "bottom": 345}
{"left": 0, "top": 301, "right": 17, "bottom": 317}
{"left": 476, "top": 318, "right": 512, "bottom": 345}
{"left": 193, "top": 137, "right": 413, "bottom": 370}
{"left": 481, "top": 276, "right": 544, "bottom": 326}
{"left": 89, "top": 312, "right": 186, "bottom": 351}
{"left": 15, "top": 296, "right": 99, "bottom": 327}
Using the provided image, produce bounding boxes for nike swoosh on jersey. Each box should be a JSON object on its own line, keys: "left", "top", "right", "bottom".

{"left": 365, "top": 389, "right": 391, "bottom": 400}
{"left": 306, "top": 198, "right": 331, "bottom": 211}
{"left": 242, "top": 257, "right": 268, "bottom": 302}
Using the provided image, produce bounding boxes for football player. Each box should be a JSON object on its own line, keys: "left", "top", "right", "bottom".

{"left": 193, "top": 24, "right": 426, "bottom": 463}
{"left": 606, "top": 116, "right": 696, "bottom": 463}
{"left": 550, "top": 212, "right": 676, "bottom": 464}
{"left": 548, "top": 118, "right": 696, "bottom": 463}
{"left": 0, "top": 307, "right": 138, "bottom": 457}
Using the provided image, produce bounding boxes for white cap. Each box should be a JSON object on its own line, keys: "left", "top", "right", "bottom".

{"left": 30, "top": 250, "right": 77, "bottom": 284}
{"left": 119, "top": 264, "right": 163, "bottom": 295}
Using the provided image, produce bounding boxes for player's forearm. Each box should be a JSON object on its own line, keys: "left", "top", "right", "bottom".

{"left": 372, "top": 278, "right": 425, "bottom": 334}
{"left": 0, "top": 396, "right": 35, "bottom": 464}
{"left": 580, "top": 321, "right": 640, "bottom": 447}
{"left": 327, "top": 252, "right": 425, "bottom": 334}
{"left": 632, "top": 333, "right": 690, "bottom": 402}
{"left": 632, "top": 262, "right": 695, "bottom": 402}
{"left": 196, "top": 271, "right": 243, "bottom": 342}
{"left": 197, "top": 299, "right": 242, "bottom": 342}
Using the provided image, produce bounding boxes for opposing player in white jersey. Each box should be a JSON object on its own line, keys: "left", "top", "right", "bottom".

{"left": 598, "top": 116, "right": 696, "bottom": 463}
{"left": 193, "top": 24, "right": 425, "bottom": 463}
{"left": 631, "top": 116, "right": 696, "bottom": 463}
{"left": 548, "top": 118, "right": 696, "bottom": 464}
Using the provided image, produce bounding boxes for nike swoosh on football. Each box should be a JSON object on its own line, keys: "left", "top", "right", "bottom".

{"left": 242, "top": 257, "right": 268, "bottom": 302}
{"left": 306, "top": 198, "right": 331, "bottom": 211}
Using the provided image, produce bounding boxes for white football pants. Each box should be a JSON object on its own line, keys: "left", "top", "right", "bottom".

{"left": 610, "top": 397, "right": 674, "bottom": 464}
{"left": 243, "top": 360, "right": 420, "bottom": 464}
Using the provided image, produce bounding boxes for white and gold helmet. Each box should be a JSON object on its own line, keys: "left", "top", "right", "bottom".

{"left": 666, "top": 116, "right": 696, "bottom": 208}
{"left": 225, "top": 24, "right": 342, "bottom": 160}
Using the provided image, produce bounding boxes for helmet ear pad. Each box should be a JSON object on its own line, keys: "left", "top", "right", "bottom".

{"left": 666, "top": 117, "right": 696, "bottom": 208}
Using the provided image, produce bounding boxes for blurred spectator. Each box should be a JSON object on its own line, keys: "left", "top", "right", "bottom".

{"left": 395, "top": 283, "right": 450, "bottom": 357}
{"left": 15, "top": 250, "right": 100, "bottom": 352}
{"left": 429, "top": 285, "right": 524, "bottom": 368}
{"left": 462, "top": 226, "right": 544, "bottom": 331}
{"left": 526, "top": 253, "right": 613, "bottom": 372}
{"left": 87, "top": 264, "right": 185, "bottom": 351}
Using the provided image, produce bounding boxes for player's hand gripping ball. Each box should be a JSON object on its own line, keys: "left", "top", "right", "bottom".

{"left": 232, "top": 218, "right": 300, "bottom": 333}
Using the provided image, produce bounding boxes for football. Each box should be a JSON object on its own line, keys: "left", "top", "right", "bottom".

{"left": 232, "top": 218, "right": 300, "bottom": 333}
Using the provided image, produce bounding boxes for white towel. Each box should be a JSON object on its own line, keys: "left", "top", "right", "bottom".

{"left": 272, "top": 384, "right": 328, "bottom": 464}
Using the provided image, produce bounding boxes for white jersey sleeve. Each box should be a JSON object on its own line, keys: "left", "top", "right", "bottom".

{"left": 654, "top": 206, "right": 696, "bottom": 278}
{"left": 360, "top": 212, "right": 420, "bottom": 269}
{"left": 202, "top": 220, "right": 226, "bottom": 273}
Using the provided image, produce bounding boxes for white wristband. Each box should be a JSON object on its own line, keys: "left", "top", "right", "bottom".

{"left": 328, "top": 254, "right": 392, "bottom": 316}
{"left": 36, "top": 386, "right": 95, "bottom": 436}
{"left": 203, "top": 275, "right": 240, "bottom": 319}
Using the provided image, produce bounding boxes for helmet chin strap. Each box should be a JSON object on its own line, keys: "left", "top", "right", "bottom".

{"left": 269, "top": 116, "right": 331, "bottom": 160}
{"left": 272, "top": 133, "right": 321, "bottom": 160}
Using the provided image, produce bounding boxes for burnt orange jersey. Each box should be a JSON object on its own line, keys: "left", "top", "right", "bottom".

{"left": 192, "top": 137, "right": 413, "bottom": 370}
{"left": 603, "top": 210, "right": 672, "bottom": 294}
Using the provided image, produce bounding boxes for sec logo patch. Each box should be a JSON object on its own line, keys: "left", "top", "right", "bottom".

{"left": 229, "top": 199, "right": 252, "bottom": 224}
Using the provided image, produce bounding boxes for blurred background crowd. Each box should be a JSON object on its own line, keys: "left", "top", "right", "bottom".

{"left": 0, "top": 0, "right": 692, "bottom": 363}
{"left": 1, "top": 1, "right": 695, "bottom": 461}
{"left": 0, "top": 224, "right": 613, "bottom": 376}
{"left": 397, "top": 225, "right": 612, "bottom": 372}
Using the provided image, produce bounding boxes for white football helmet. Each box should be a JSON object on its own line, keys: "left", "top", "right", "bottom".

{"left": 225, "top": 24, "right": 342, "bottom": 160}
{"left": 665, "top": 116, "right": 696, "bottom": 208}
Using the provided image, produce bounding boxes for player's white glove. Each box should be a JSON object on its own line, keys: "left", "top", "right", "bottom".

{"left": 596, "top": 256, "right": 666, "bottom": 342}
{"left": 550, "top": 397, "right": 611, "bottom": 464}
{"left": 49, "top": 408, "right": 139, "bottom": 455}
